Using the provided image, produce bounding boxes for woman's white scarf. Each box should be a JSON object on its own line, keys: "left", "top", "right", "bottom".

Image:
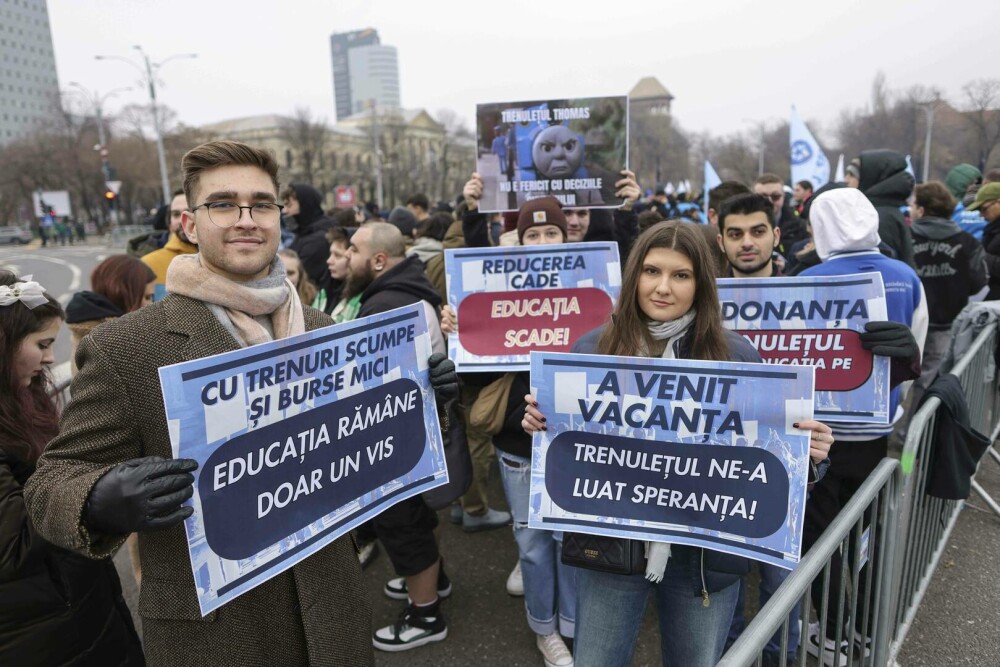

{"left": 644, "top": 309, "right": 696, "bottom": 583}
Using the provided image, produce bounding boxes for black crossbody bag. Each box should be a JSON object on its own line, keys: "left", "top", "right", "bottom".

{"left": 561, "top": 533, "right": 647, "bottom": 575}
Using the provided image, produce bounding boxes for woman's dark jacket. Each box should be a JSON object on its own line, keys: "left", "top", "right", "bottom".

{"left": 0, "top": 447, "right": 143, "bottom": 665}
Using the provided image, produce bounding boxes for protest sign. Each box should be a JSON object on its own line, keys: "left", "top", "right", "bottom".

{"left": 475, "top": 96, "right": 628, "bottom": 212}
{"left": 158, "top": 304, "right": 448, "bottom": 616}
{"left": 445, "top": 242, "right": 620, "bottom": 372}
{"left": 717, "top": 272, "right": 890, "bottom": 423}
{"left": 529, "top": 351, "right": 815, "bottom": 568}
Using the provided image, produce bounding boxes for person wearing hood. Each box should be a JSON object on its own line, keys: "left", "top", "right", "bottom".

{"left": 283, "top": 183, "right": 336, "bottom": 290}
{"left": 848, "top": 150, "right": 915, "bottom": 267}
{"left": 798, "top": 187, "right": 927, "bottom": 662}
{"left": 345, "top": 222, "right": 451, "bottom": 652}
{"left": 910, "top": 181, "right": 987, "bottom": 397}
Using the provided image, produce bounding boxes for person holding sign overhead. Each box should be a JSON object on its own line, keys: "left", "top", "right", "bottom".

{"left": 523, "top": 221, "right": 834, "bottom": 667}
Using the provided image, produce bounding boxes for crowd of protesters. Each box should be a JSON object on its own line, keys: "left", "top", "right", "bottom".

{"left": 2, "top": 137, "right": 998, "bottom": 667}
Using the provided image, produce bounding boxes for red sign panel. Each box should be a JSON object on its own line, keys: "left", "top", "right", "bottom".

{"left": 335, "top": 186, "right": 356, "bottom": 207}
{"left": 458, "top": 288, "right": 612, "bottom": 356}
{"left": 737, "top": 329, "right": 873, "bottom": 391}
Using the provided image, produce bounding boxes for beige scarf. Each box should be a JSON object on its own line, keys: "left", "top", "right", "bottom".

{"left": 166, "top": 254, "right": 305, "bottom": 346}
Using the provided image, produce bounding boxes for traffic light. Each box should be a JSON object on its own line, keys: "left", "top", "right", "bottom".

{"left": 104, "top": 190, "right": 116, "bottom": 203}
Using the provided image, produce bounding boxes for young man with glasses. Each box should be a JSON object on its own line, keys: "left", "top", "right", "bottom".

{"left": 25, "top": 141, "right": 417, "bottom": 666}
{"left": 754, "top": 173, "right": 806, "bottom": 258}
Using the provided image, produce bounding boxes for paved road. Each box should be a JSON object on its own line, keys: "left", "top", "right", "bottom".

{"left": 897, "top": 451, "right": 1000, "bottom": 666}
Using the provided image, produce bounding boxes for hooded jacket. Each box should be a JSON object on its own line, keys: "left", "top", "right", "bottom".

{"left": 357, "top": 255, "right": 446, "bottom": 355}
{"left": 910, "top": 216, "right": 987, "bottom": 326}
{"left": 858, "top": 150, "right": 915, "bottom": 267}
{"left": 288, "top": 184, "right": 336, "bottom": 289}
{"left": 801, "top": 188, "right": 928, "bottom": 441}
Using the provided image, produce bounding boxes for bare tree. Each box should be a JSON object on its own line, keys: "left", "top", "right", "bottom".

{"left": 280, "top": 107, "right": 329, "bottom": 185}
{"left": 960, "top": 79, "right": 1000, "bottom": 170}
{"left": 434, "top": 109, "right": 474, "bottom": 201}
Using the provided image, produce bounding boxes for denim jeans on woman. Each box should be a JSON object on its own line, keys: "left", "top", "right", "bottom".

{"left": 498, "top": 452, "right": 577, "bottom": 637}
{"left": 574, "top": 562, "right": 740, "bottom": 667}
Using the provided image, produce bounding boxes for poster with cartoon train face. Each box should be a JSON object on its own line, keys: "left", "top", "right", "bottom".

{"left": 475, "top": 96, "right": 628, "bottom": 212}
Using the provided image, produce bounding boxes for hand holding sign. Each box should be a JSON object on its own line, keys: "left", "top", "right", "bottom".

{"left": 795, "top": 419, "right": 834, "bottom": 463}
{"left": 615, "top": 169, "right": 640, "bottom": 209}
{"left": 463, "top": 173, "right": 484, "bottom": 211}
{"left": 85, "top": 457, "right": 199, "bottom": 534}
{"left": 860, "top": 321, "right": 918, "bottom": 358}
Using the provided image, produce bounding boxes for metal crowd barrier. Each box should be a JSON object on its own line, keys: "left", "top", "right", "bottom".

{"left": 718, "top": 458, "right": 900, "bottom": 667}
{"left": 888, "top": 322, "right": 1000, "bottom": 662}
{"left": 719, "top": 320, "right": 1000, "bottom": 666}
{"left": 106, "top": 225, "right": 153, "bottom": 247}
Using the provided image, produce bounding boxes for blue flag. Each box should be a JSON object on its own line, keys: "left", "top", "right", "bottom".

{"left": 789, "top": 106, "right": 829, "bottom": 189}
{"left": 704, "top": 160, "right": 722, "bottom": 217}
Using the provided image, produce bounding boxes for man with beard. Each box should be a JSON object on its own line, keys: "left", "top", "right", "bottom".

{"left": 141, "top": 189, "right": 197, "bottom": 296}
{"left": 716, "top": 192, "right": 800, "bottom": 666}
{"left": 717, "top": 192, "right": 782, "bottom": 278}
{"left": 346, "top": 222, "right": 451, "bottom": 652}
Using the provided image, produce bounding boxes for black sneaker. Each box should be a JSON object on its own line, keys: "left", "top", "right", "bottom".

{"left": 384, "top": 565, "right": 452, "bottom": 600}
{"left": 372, "top": 601, "right": 448, "bottom": 652}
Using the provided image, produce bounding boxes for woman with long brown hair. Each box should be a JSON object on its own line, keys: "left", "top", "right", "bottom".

{"left": 0, "top": 270, "right": 143, "bottom": 665}
{"left": 523, "top": 222, "right": 834, "bottom": 666}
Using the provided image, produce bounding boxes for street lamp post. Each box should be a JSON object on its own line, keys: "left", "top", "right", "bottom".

{"left": 69, "top": 83, "right": 130, "bottom": 226}
{"left": 742, "top": 118, "right": 767, "bottom": 177}
{"left": 95, "top": 47, "right": 197, "bottom": 205}
{"left": 919, "top": 97, "right": 940, "bottom": 183}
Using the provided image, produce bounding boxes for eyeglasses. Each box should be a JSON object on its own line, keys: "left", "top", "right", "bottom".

{"left": 191, "top": 201, "right": 282, "bottom": 228}
{"left": 763, "top": 193, "right": 784, "bottom": 202}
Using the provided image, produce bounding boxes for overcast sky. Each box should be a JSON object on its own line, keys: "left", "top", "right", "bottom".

{"left": 49, "top": 0, "right": 998, "bottom": 144}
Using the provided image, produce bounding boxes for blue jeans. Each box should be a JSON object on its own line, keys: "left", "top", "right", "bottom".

{"left": 498, "top": 452, "right": 577, "bottom": 637}
{"left": 727, "top": 564, "right": 800, "bottom": 658}
{"left": 574, "top": 564, "right": 740, "bottom": 667}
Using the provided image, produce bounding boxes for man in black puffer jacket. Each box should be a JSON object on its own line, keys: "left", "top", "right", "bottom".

{"left": 852, "top": 150, "right": 915, "bottom": 267}
{"left": 284, "top": 183, "right": 336, "bottom": 291}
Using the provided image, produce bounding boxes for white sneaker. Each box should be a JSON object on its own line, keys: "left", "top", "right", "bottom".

{"left": 536, "top": 632, "right": 573, "bottom": 667}
{"left": 804, "top": 621, "right": 851, "bottom": 667}
{"left": 506, "top": 561, "right": 524, "bottom": 596}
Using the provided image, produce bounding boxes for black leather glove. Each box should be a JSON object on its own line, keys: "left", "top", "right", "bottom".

{"left": 85, "top": 456, "right": 198, "bottom": 535}
{"left": 428, "top": 352, "right": 459, "bottom": 403}
{"left": 860, "top": 321, "right": 918, "bottom": 359}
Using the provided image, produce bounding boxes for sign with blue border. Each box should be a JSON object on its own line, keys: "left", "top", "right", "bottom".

{"left": 717, "top": 273, "right": 889, "bottom": 423}
{"left": 445, "top": 241, "right": 620, "bottom": 372}
{"left": 529, "top": 351, "right": 815, "bottom": 568}
{"left": 159, "top": 304, "right": 447, "bottom": 615}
